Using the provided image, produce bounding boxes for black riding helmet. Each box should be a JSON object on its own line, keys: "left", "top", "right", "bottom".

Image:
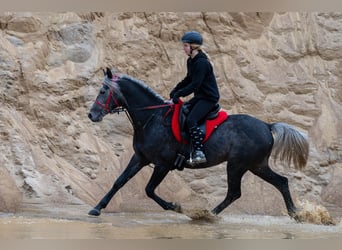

{"left": 181, "top": 31, "right": 203, "bottom": 45}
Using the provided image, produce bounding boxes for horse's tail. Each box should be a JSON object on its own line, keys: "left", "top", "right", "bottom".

{"left": 270, "top": 122, "right": 309, "bottom": 170}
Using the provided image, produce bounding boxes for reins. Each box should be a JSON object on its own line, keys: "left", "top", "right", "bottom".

{"left": 110, "top": 103, "right": 174, "bottom": 129}
{"left": 95, "top": 98, "right": 174, "bottom": 114}
{"left": 132, "top": 103, "right": 174, "bottom": 111}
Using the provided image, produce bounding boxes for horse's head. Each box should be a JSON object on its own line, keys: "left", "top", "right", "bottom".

{"left": 88, "top": 68, "right": 122, "bottom": 122}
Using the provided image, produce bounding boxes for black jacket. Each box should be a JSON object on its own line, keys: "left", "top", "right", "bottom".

{"left": 172, "top": 51, "right": 220, "bottom": 103}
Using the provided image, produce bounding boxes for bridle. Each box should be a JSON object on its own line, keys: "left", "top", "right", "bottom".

{"left": 94, "top": 87, "right": 122, "bottom": 114}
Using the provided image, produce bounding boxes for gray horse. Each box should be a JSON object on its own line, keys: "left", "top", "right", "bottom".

{"left": 87, "top": 68, "right": 309, "bottom": 221}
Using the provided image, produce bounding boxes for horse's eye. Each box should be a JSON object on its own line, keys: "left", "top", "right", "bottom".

{"left": 100, "top": 85, "right": 109, "bottom": 94}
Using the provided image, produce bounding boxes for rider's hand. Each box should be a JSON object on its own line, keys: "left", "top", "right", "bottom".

{"left": 169, "top": 88, "right": 177, "bottom": 99}
{"left": 172, "top": 92, "right": 180, "bottom": 104}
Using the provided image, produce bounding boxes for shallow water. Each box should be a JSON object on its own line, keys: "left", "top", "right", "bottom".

{"left": 1, "top": 204, "right": 342, "bottom": 239}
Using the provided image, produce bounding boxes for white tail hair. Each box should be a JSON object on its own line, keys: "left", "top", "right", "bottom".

{"left": 271, "top": 123, "right": 309, "bottom": 170}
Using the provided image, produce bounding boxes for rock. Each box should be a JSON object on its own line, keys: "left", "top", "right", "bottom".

{"left": 6, "top": 14, "right": 42, "bottom": 33}
{"left": 321, "top": 164, "right": 342, "bottom": 207}
{"left": 0, "top": 167, "right": 22, "bottom": 212}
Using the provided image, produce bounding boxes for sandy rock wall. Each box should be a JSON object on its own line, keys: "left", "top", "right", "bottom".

{"left": 0, "top": 12, "right": 341, "bottom": 215}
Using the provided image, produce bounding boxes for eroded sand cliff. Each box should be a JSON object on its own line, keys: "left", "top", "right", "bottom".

{"left": 0, "top": 12, "right": 341, "bottom": 215}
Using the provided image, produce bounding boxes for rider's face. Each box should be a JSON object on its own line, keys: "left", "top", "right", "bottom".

{"left": 183, "top": 43, "right": 191, "bottom": 56}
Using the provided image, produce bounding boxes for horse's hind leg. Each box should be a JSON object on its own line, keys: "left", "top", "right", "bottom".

{"left": 145, "top": 165, "right": 182, "bottom": 213}
{"left": 250, "top": 164, "right": 298, "bottom": 218}
{"left": 212, "top": 163, "right": 248, "bottom": 215}
{"left": 88, "top": 154, "right": 146, "bottom": 216}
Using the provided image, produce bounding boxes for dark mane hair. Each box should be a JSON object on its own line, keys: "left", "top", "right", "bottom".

{"left": 118, "top": 74, "right": 166, "bottom": 104}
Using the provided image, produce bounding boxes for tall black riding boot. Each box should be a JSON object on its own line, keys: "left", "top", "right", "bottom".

{"left": 187, "top": 126, "right": 207, "bottom": 165}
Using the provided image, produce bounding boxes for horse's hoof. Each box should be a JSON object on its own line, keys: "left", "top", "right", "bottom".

{"left": 288, "top": 209, "right": 302, "bottom": 223}
{"left": 289, "top": 211, "right": 304, "bottom": 223}
{"left": 88, "top": 208, "right": 101, "bottom": 216}
{"left": 173, "top": 202, "right": 183, "bottom": 213}
{"left": 291, "top": 214, "right": 302, "bottom": 223}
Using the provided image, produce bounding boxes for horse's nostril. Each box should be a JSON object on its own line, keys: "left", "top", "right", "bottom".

{"left": 88, "top": 113, "right": 92, "bottom": 120}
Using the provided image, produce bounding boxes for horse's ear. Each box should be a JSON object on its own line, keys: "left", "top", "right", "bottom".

{"left": 106, "top": 67, "right": 113, "bottom": 79}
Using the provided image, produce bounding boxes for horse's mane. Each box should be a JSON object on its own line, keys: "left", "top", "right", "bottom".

{"left": 117, "top": 74, "right": 166, "bottom": 104}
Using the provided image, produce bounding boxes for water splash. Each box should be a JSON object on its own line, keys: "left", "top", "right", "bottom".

{"left": 183, "top": 209, "right": 219, "bottom": 223}
{"left": 296, "top": 200, "right": 336, "bottom": 225}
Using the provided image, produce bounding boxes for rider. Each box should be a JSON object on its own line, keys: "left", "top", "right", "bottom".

{"left": 170, "top": 31, "right": 220, "bottom": 165}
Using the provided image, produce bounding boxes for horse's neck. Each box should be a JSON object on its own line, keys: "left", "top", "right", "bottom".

{"left": 119, "top": 81, "right": 165, "bottom": 126}
{"left": 120, "top": 82, "right": 164, "bottom": 107}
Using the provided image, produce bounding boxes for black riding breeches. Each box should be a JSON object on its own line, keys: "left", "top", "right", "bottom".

{"left": 186, "top": 99, "right": 217, "bottom": 129}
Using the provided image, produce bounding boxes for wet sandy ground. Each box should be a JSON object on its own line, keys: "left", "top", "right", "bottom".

{"left": 1, "top": 203, "right": 342, "bottom": 239}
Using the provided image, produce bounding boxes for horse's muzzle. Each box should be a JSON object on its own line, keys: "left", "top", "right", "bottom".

{"left": 88, "top": 112, "right": 102, "bottom": 122}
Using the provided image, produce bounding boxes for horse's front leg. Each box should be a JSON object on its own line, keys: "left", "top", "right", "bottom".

{"left": 88, "top": 154, "right": 147, "bottom": 216}
{"left": 145, "top": 165, "right": 182, "bottom": 213}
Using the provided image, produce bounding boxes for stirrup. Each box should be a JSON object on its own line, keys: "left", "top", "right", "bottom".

{"left": 187, "top": 150, "right": 207, "bottom": 165}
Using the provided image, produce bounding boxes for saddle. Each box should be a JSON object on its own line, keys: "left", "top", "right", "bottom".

{"left": 171, "top": 101, "right": 228, "bottom": 144}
